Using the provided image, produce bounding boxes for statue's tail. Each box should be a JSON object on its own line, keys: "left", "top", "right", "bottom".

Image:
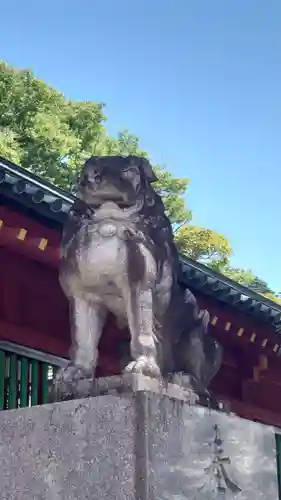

{"left": 201, "top": 331, "right": 223, "bottom": 387}
{"left": 174, "top": 291, "right": 223, "bottom": 389}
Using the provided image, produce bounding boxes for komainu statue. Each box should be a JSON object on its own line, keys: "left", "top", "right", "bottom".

{"left": 58, "top": 155, "right": 222, "bottom": 393}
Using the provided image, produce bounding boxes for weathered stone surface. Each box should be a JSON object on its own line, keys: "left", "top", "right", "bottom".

{"left": 50, "top": 372, "right": 199, "bottom": 404}
{"left": 149, "top": 399, "right": 279, "bottom": 499}
{"left": 0, "top": 375, "right": 279, "bottom": 499}
{"left": 0, "top": 395, "right": 136, "bottom": 500}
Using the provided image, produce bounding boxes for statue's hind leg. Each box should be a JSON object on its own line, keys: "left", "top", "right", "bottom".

{"left": 124, "top": 287, "right": 161, "bottom": 379}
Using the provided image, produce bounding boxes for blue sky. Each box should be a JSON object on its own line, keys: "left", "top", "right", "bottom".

{"left": 1, "top": 1, "right": 281, "bottom": 290}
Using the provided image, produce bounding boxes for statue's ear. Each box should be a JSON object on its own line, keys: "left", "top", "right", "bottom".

{"left": 140, "top": 158, "right": 158, "bottom": 183}
{"left": 127, "top": 156, "right": 158, "bottom": 182}
{"left": 84, "top": 156, "right": 99, "bottom": 166}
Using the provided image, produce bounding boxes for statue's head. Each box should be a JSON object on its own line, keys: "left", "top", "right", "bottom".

{"left": 77, "top": 155, "right": 158, "bottom": 207}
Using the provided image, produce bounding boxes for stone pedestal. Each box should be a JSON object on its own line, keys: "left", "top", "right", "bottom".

{"left": 0, "top": 375, "right": 279, "bottom": 499}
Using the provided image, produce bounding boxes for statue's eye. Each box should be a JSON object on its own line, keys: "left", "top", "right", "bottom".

{"left": 86, "top": 169, "right": 100, "bottom": 183}
{"left": 122, "top": 167, "right": 139, "bottom": 179}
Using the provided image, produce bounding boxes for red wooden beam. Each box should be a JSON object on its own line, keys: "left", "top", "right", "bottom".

{"left": 0, "top": 225, "right": 59, "bottom": 268}
{"left": 197, "top": 290, "right": 280, "bottom": 345}
{"left": 0, "top": 206, "right": 61, "bottom": 245}
{"left": 220, "top": 395, "right": 281, "bottom": 428}
{"left": 260, "top": 357, "right": 281, "bottom": 384}
{"left": 0, "top": 319, "right": 69, "bottom": 358}
{"left": 242, "top": 379, "right": 281, "bottom": 415}
{"left": 0, "top": 319, "right": 122, "bottom": 376}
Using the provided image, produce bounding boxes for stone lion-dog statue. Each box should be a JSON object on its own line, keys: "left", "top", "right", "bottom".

{"left": 57, "top": 155, "right": 222, "bottom": 393}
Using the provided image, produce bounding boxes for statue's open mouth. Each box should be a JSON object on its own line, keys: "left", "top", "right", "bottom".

{"left": 88, "top": 192, "right": 134, "bottom": 209}
{"left": 89, "top": 198, "right": 132, "bottom": 208}
{"left": 78, "top": 183, "right": 140, "bottom": 214}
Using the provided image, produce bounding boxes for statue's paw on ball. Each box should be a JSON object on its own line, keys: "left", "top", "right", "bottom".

{"left": 124, "top": 356, "right": 161, "bottom": 379}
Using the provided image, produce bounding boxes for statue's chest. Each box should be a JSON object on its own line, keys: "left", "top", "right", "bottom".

{"left": 71, "top": 221, "right": 128, "bottom": 283}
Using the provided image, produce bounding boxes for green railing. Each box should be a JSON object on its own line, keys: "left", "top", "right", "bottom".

{"left": 276, "top": 433, "right": 281, "bottom": 499}
{"left": 0, "top": 341, "right": 67, "bottom": 410}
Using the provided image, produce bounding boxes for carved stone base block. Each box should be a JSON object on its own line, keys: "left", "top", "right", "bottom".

{"left": 0, "top": 375, "right": 279, "bottom": 499}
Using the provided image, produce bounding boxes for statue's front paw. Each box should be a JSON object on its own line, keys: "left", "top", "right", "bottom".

{"left": 50, "top": 363, "right": 93, "bottom": 402}
{"left": 124, "top": 356, "right": 161, "bottom": 379}
{"left": 55, "top": 362, "right": 92, "bottom": 384}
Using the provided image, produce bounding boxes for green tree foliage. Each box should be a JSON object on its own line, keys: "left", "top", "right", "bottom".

{"left": 221, "top": 267, "right": 273, "bottom": 293}
{"left": 0, "top": 61, "right": 191, "bottom": 225}
{"left": 154, "top": 168, "right": 191, "bottom": 225}
{"left": 211, "top": 264, "right": 281, "bottom": 304}
{"left": 0, "top": 61, "right": 106, "bottom": 187}
{"left": 0, "top": 60, "right": 279, "bottom": 303}
{"left": 175, "top": 225, "right": 232, "bottom": 265}
{"left": 0, "top": 128, "right": 22, "bottom": 164}
{"left": 229, "top": 270, "right": 281, "bottom": 303}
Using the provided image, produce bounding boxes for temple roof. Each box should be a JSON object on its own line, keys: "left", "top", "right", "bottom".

{"left": 1, "top": 155, "right": 280, "bottom": 332}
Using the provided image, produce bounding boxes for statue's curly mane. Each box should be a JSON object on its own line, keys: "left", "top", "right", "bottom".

{"left": 133, "top": 171, "right": 181, "bottom": 281}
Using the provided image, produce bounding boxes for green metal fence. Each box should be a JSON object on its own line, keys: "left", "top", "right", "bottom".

{"left": 0, "top": 341, "right": 66, "bottom": 410}
{"left": 276, "top": 433, "right": 281, "bottom": 499}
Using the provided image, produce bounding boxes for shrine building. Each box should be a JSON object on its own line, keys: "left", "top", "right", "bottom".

{"left": 1, "top": 154, "right": 281, "bottom": 435}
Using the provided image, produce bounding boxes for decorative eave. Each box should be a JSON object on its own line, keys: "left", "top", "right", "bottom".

{"left": 1, "top": 155, "right": 281, "bottom": 333}
{"left": 181, "top": 257, "right": 281, "bottom": 332}
{"left": 0, "top": 156, "right": 72, "bottom": 225}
